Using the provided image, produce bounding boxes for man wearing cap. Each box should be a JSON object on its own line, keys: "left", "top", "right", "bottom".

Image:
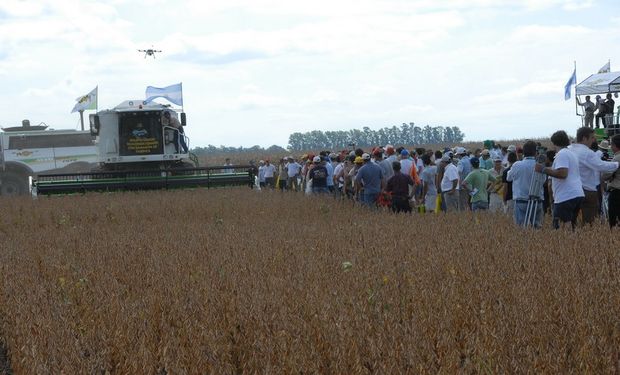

{"left": 440, "top": 153, "right": 460, "bottom": 212}
{"left": 309, "top": 156, "right": 329, "bottom": 194}
{"left": 504, "top": 145, "right": 517, "bottom": 167}
{"left": 603, "top": 134, "right": 620, "bottom": 227}
{"left": 462, "top": 157, "right": 495, "bottom": 211}
{"left": 379, "top": 145, "right": 397, "bottom": 180}
{"left": 399, "top": 149, "right": 414, "bottom": 176}
{"left": 480, "top": 149, "right": 493, "bottom": 170}
{"left": 355, "top": 153, "right": 385, "bottom": 208}
{"left": 568, "top": 127, "right": 619, "bottom": 225}
{"left": 385, "top": 161, "right": 415, "bottom": 213}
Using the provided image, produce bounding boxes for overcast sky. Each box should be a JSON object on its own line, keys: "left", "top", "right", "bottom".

{"left": 1, "top": 0, "right": 619, "bottom": 148}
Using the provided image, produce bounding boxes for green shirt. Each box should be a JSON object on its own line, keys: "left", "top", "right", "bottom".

{"left": 463, "top": 168, "right": 496, "bottom": 203}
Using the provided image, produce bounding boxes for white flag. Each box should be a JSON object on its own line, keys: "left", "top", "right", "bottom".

{"left": 598, "top": 61, "right": 611, "bottom": 74}
{"left": 145, "top": 82, "right": 183, "bottom": 106}
{"left": 71, "top": 86, "right": 98, "bottom": 113}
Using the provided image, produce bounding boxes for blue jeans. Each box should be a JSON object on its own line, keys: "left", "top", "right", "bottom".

{"left": 362, "top": 192, "right": 379, "bottom": 208}
{"left": 471, "top": 200, "right": 489, "bottom": 211}
{"left": 514, "top": 200, "right": 543, "bottom": 228}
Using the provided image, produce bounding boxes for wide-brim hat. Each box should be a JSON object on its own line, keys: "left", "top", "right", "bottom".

{"left": 599, "top": 140, "right": 611, "bottom": 150}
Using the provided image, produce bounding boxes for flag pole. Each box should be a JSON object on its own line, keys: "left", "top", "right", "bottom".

{"left": 574, "top": 61, "right": 578, "bottom": 116}
{"left": 79, "top": 110, "right": 84, "bottom": 131}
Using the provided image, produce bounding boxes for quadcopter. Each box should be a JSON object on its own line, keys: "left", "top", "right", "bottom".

{"left": 138, "top": 47, "right": 162, "bottom": 58}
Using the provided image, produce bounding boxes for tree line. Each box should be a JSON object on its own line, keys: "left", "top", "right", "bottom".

{"left": 287, "top": 123, "right": 465, "bottom": 151}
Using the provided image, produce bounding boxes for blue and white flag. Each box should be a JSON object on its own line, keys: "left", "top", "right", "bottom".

{"left": 598, "top": 61, "right": 611, "bottom": 74}
{"left": 564, "top": 68, "right": 576, "bottom": 101}
{"left": 145, "top": 82, "right": 183, "bottom": 106}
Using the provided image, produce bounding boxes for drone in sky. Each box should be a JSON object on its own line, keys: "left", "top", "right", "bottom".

{"left": 138, "top": 47, "right": 162, "bottom": 59}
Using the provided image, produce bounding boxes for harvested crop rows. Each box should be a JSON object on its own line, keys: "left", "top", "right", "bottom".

{"left": 1, "top": 189, "right": 620, "bottom": 373}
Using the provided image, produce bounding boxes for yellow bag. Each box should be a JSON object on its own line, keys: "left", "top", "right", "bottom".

{"left": 435, "top": 194, "right": 442, "bottom": 214}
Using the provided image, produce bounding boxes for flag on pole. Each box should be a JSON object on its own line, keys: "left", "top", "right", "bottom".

{"left": 598, "top": 61, "right": 611, "bottom": 74}
{"left": 145, "top": 82, "right": 183, "bottom": 106}
{"left": 564, "top": 68, "right": 576, "bottom": 101}
{"left": 71, "top": 86, "right": 98, "bottom": 113}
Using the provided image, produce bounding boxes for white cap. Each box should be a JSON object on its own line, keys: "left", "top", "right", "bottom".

{"left": 313, "top": 156, "right": 321, "bottom": 163}
{"left": 362, "top": 153, "right": 371, "bottom": 160}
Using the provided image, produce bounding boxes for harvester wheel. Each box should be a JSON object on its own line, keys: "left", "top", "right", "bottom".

{"left": 0, "top": 172, "right": 28, "bottom": 196}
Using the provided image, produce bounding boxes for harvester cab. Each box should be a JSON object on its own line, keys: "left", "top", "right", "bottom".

{"left": 89, "top": 100, "right": 190, "bottom": 168}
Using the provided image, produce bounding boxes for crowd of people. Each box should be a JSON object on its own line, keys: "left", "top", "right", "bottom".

{"left": 252, "top": 128, "right": 620, "bottom": 230}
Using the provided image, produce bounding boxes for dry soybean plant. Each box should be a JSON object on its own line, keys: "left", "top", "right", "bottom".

{"left": 1, "top": 189, "right": 619, "bottom": 373}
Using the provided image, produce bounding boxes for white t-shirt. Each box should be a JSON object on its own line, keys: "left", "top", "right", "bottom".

{"left": 286, "top": 162, "right": 301, "bottom": 178}
{"left": 441, "top": 163, "right": 459, "bottom": 192}
{"left": 333, "top": 163, "right": 344, "bottom": 186}
{"left": 400, "top": 158, "right": 414, "bottom": 176}
{"left": 263, "top": 164, "right": 276, "bottom": 178}
{"left": 551, "top": 148, "right": 585, "bottom": 204}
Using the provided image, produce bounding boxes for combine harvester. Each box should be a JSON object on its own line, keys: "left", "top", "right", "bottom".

{"left": 30, "top": 100, "right": 254, "bottom": 195}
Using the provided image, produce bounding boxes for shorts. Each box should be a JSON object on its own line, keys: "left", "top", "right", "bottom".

{"left": 553, "top": 196, "right": 584, "bottom": 229}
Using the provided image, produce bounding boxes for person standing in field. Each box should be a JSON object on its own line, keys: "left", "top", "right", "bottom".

{"left": 258, "top": 160, "right": 266, "bottom": 188}
{"left": 223, "top": 158, "right": 234, "bottom": 174}
{"left": 309, "top": 156, "right": 329, "bottom": 194}
{"left": 286, "top": 157, "right": 301, "bottom": 192}
{"left": 399, "top": 149, "right": 414, "bottom": 176}
{"left": 440, "top": 153, "right": 460, "bottom": 212}
{"left": 276, "top": 158, "right": 288, "bottom": 191}
{"left": 502, "top": 151, "right": 518, "bottom": 215}
{"left": 456, "top": 147, "right": 472, "bottom": 211}
{"left": 507, "top": 141, "right": 544, "bottom": 228}
{"left": 568, "top": 127, "right": 619, "bottom": 225}
{"left": 480, "top": 149, "right": 494, "bottom": 170}
{"left": 380, "top": 145, "right": 397, "bottom": 180}
{"left": 462, "top": 157, "right": 495, "bottom": 212}
{"left": 355, "top": 153, "right": 385, "bottom": 208}
{"left": 385, "top": 161, "right": 415, "bottom": 213}
{"left": 535, "top": 130, "right": 585, "bottom": 230}
{"left": 262, "top": 159, "right": 277, "bottom": 188}
{"left": 603, "top": 134, "right": 620, "bottom": 227}
{"left": 489, "top": 157, "right": 505, "bottom": 212}
{"left": 420, "top": 154, "right": 437, "bottom": 212}
{"left": 347, "top": 156, "right": 364, "bottom": 200}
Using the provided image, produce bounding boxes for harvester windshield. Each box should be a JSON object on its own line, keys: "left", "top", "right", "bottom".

{"left": 119, "top": 111, "right": 164, "bottom": 156}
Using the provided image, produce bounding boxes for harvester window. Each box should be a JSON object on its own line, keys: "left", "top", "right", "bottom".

{"left": 118, "top": 111, "right": 164, "bottom": 156}
{"left": 8, "top": 133, "right": 95, "bottom": 150}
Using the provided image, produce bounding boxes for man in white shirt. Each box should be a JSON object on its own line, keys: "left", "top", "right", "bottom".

{"left": 286, "top": 157, "right": 301, "bottom": 192}
{"left": 568, "top": 127, "right": 619, "bottom": 225}
{"left": 440, "top": 154, "right": 460, "bottom": 212}
{"left": 507, "top": 141, "right": 544, "bottom": 228}
{"left": 262, "top": 159, "right": 277, "bottom": 188}
{"left": 535, "top": 130, "right": 585, "bottom": 229}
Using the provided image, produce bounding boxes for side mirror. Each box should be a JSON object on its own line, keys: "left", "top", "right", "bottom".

{"left": 180, "top": 112, "right": 186, "bottom": 126}
{"left": 89, "top": 114, "right": 100, "bottom": 135}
